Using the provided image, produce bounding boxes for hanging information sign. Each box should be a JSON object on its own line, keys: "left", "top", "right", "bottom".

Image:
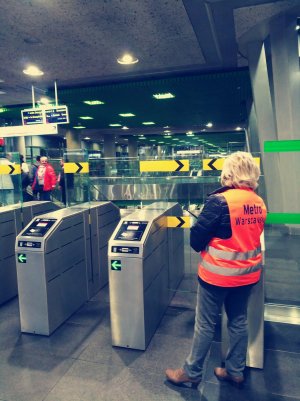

{"left": 22, "top": 109, "right": 44, "bottom": 125}
{"left": 45, "top": 105, "right": 69, "bottom": 124}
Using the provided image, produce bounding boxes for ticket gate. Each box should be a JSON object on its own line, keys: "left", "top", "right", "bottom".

{"left": 221, "top": 232, "right": 266, "bottom": 369}
{"left": 0, "top": 201, "right": 59, "bottom": 305}
{"left": 70, "top": 201, "right": 120, "bottom": 298}
{"left": 108, "top": 203, "right": 184, "bottom": 350}
{"left": 16, "top": 208, "right": 88, "bottom": 335}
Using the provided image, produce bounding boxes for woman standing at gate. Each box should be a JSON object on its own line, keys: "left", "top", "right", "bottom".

{"left": 165, "top": 151, "right": 266, "bottom": 388}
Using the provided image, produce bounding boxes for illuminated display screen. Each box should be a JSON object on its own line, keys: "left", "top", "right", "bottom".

{"left": 22, "top": 109, "right": 44, "bottom": 125}
{"left": 45, "top": 106, "right": 69, "bottom": 124}
{"left": 22, "top": 218, "right": 57, "bottom": 237}
{"left": 114, "top": 221, "right": 148, "bottom": 241}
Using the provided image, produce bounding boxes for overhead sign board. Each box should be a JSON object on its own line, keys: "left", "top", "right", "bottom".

{"left": 22, "top": 109, "right": 44, "bottom": 125}
{"left": 45, "top": 105, "right": 69, "bottom": 124}
{"left": 21, "top": 105, "right": 69, "bottom": 127}
{"left": 0, "top": 124, "right": 58, "bottom": 137}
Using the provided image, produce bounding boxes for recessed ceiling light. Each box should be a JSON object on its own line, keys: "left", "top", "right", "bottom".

{"left": 164, "top": 135, "right": 172, "bottom": 138}
{"left": 109, "top": 123, "right": 122, "bottom": 127}
{"left": 84, "top": 137, "right": 91, "bottom": 140}
{"left": 73, "top": 126, "right": 86, "bottom": 129}
{"left": 0, "top": 91, "right": 6, "bottom": 95}
{"left": 39, "top": 97, "right": 50, "bottom": 104}
{"left": 139, "top": 137, "right": 146, "bottom": 140}
{"left": 80, "top": 116, "right": 94, "bottom": 120}
{"left": 122, "top": 126, "right": 129, "bottom": 130}
{"left": 206, "top": 122, "right": 213, "bottom": 128}
{"left": 0, "top": 108, "right": 8, "bottom": 113}
{"left": 23, "top": 65, "right": 44, "bottom": 76}
{"left": 119, "top": 113, "right": 135, "bottom": 117}
{"left": 235, "top": 126, "right": 243, "bottom": 131}
{"left": 83, "top": 100, "right": 105, "bottom": 105}
{"left": 117, "top": 53, "right": 139, "bottom": 65}
{"left": 164, "top": 130, "right": 171, "bottom": 133}
{"left": 142, "top": 122, "right": 155, "bottom": 125}
{"left": 153, "top": 93, "right": 175, "bottom": 99}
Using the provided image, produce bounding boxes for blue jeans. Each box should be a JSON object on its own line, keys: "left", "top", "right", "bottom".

{"left": 183, "top": 279, "right": 253, "bottom": 381}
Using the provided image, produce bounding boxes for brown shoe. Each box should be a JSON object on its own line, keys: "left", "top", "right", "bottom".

{"left": 165, "top": 368, "right": 200, "bottom": 389}
{"left": 214, "top": 367, "right": 244, "bottom": 387}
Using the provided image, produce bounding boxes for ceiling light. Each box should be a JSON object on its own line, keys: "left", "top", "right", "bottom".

{"left": 0, "top": 108, "right": 8, "bottom": 113}
{"left": 122, "top": 126, "right": 129, "bottom": 130}
{"left": 119, "top": 113, "right": 135, "bottom": 117}
{"left": 23, "top": 65, "right": 44, "bottom": 76}
{"left": 80, "top": 116, "right": 94, "bottom": 120}
{"left": 39, "top": 97, "right": 50, "bottom": 104}
{"left": 235, "top": 126, "right": 242, "bottom": 131}
{"left": 117, "top": 53, "right": 139, "bottom": 65}
{"left": 206, "top": 122, "right": 213, "bottom": 128}
{"left": 164, "top": 130, "right": 171, "bottom": 133}
{"left": 158, "top": 141, "right": 164, "bottom": 144}
{"left": 83, "top": 100, "right": 105, "bottom": 105}
{"left": 149, "top": 139, "right": 156, "bottom": 142}
{"left": 153, "top": 93, "right": 175, "bottom": 99}
{"left": 139, "top": 137, "right": 146, "bottom": 140}
{"left": 142, "top": 122, "right": 155, "bottom": 125}
{"left": 0, "top": 91, "right": 6, "bottom": 95}
{"left": 164, "top": 135, "right": 172, "bottom": 138}
{"left": 73, "top": 125, "right": 86, "bottom": 129}
{"left": 109, "top": 123, "right": 122, "bottom": 127}
{"left": 84, "top": 137, "right": 91, "bottom": 140}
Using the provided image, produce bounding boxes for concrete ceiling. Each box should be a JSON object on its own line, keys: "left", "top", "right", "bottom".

{"left": 0, "top": 0, "right": 299, "bottom": 138}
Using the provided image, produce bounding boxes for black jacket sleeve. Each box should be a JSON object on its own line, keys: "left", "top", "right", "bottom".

{"left": 190, "top": 195, "right": 223, "bottom": 252}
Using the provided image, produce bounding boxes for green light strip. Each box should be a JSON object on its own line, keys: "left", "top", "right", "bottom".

{"left": 264, "top": 140, "right": 300, "bottom": 152}
{"left": 266, "top": 213, "right": 300, "bottom": 224}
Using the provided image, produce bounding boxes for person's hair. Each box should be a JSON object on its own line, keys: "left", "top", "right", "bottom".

{"left": 40, "top": 156, "right": 48, "bottom": 162}
{"left": 220, "top": 151, "right": 260, "bottom": 190}
{"left": 36, "top": 155, "right": 41, "bottom": 162}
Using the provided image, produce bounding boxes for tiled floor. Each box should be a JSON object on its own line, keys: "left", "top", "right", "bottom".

{"left": 0, "top": 277, "right": 300, "bottom": 401}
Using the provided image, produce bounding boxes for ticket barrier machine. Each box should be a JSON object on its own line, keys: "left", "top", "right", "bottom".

{"left": 221, "top": 232, "right": 266, "bottom": 369}
{"left": 0, "top": 201, "right": 59, "bottom": 305}
{"left": 70, "top": 201, "right": 120, "bottom": 298}
{"left": 16, "top": 208, "right": 88, "bottom": 335}
{"left": 15, "top": 202, "right": 120, "bottom": 335}
{"left": 108, "top": 203, "right": 184, "bottom": 350}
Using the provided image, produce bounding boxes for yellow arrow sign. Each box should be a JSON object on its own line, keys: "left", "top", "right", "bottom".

{"left": 0, "top": 164, "right": 21, "bottom": 175}
{"left": 140, "top": 159, "right": 189, "bottom": 172}
{"left": 203, "top": 157, "right": 260, "bottom": 171}
{"left": 166, "top": 216, "right": 191, "bottom": 228}
{"left": 64, "top": 162, "right": 89, "bottom": 174}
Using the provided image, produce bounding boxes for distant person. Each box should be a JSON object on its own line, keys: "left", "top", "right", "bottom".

{"left": 57, "top": 158, "right": 74, "bottom": 206}
{"left": 32, "top": 156, "right": 56, "bottom": 201}
{"left": 20, "top": 155, "right": 32, "bottom": 202}
{"left": 165, "top": 152, "right": 267, "bottom": 388}
{"left": 30, "top": 155, "right": 40, "bottom": 199}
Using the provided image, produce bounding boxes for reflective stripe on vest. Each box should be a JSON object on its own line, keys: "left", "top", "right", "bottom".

{"left": 207, "top": 246, "right": 261, "bottom": 261}
{"left": 200, "top": 257, "right": 261, "bottom": 276}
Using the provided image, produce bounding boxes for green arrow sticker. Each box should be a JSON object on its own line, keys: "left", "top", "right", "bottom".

{"left": 18, "top": 253, "right": 27, "bottom": 263}
{"left": 111, "top": 260, "right": 122, "bottom": 271}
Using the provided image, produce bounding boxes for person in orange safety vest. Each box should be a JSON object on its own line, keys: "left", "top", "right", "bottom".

{"left": 166, "top": 151, "right": 267, "bottom": 388}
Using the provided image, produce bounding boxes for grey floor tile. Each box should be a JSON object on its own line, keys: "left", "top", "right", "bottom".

{"left": 44, "top": 359, "right": 198, "bottom": 401}
{"left": 0, "top": 297, "right": 19, "bottom": 317}
{"left": 0, "top": 348, "right": 75, "bottom": 401}
{"left": 265, "top": 321, "right": 300, "bottom": 353}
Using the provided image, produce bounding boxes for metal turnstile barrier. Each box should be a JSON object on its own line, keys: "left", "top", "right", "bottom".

{"left": 221, "top": 232, "right": 266, "bottom": 369}
{"left": 0, "top": 201, "right": 59, "bottom": 305}
{"left": 15, "top": 201, "right": 120, "bottom": 335}
{"left": 70, "top": 201, "right": 120, "bottom": 298}
{"left": 16, "top": 208, "right": 88, "bottom": 335}
{"left": 108, "top": 202, "right": 184, "bottom": 350}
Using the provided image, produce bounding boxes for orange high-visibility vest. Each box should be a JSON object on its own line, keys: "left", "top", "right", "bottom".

{"left": 198, "top": 188, "right": 267, "bottom": 287}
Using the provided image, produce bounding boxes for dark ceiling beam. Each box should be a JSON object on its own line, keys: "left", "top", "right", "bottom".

{"left": 182, "top": 0, "right": 222, "bottom": 65}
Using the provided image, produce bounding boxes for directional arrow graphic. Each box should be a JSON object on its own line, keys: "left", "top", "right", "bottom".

{"left": 18, "top": 253, "right": 27, "bottom": 263}
{"left": 111, "top": 260, "right": 122, "bottom": 270}
{"left": 175, "top": 160, "right": 184, "bottom": 172}
{"left": 0, "top": 164, "right": 21, "bottom": 175}
{"left": 75, "top": 162, "right": 83, "bottom": 173}
{"left": 64, "top": 162, "right": 89, "bottom": 174}
{"left": 166, "top": 216, "right": 191, "bottom": 228}
{"left": 140, "top": 159, "right": 189, "bottom": 172}
{"left": 207, "top": 158, "right": 217, "bottom": 170}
